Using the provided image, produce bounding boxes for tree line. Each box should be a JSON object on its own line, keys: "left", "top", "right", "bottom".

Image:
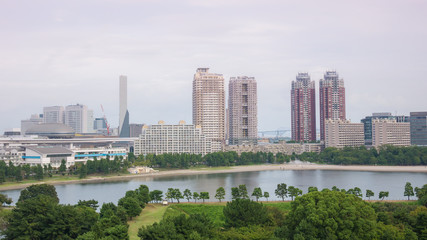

{"left": 298, "top": 145, "right": 427, "bottom": 166}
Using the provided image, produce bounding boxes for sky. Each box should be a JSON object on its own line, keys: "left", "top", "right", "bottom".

{"left": 1, "top": 0, "right": 427, "bottom": 134}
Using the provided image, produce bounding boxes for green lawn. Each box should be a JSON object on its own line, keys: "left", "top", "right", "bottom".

{"left": 128, "top": 204, "right": 168, "bottom": 240}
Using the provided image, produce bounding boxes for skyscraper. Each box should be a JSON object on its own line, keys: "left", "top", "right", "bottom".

{"left": 319, "top": 70, "right": 346, "bottom": 141}
{"left": 291, "top": 73, "right": 316, "bottom": 142}
{"left": 65, "top": 104, "right": 88, "bottom": 133}
{"left": 228, "top": 76, "right": 258, "bottom": 145}
{"left": 192, "top": 68, "right": 225, "bottom": 152}
{"left": 43, "top": 106, "right": 64, "bottom": 124}
{"left": 410, "top": 112, "right": 427, "bottom": 146}
{"left": 119, "top": 75, "right": 130, "bottom": 137}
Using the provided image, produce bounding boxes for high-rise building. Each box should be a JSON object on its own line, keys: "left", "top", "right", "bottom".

{"left": 361, "top": 112, "right": 409, "bottom": 145}
{"left": 87, "top": 109, "right": 94, "bottom": 133}
{"left": 43, "top": 106, "right": 64, "bottom": 124}
{"left": 65, "top": 104, "right": 88, "bottom": 133}
{"left": 192, "top": 68, "right": 225, "bottom": 152}
{"left": 134, "top": 121, "right": 212, "bottom": 156}
{"left": 319, "top": 71, "right": 346, "bottom": 141}
{"left": 291, "top": 73, "right": 316, "bottom": 142}
{"left": 228, "top": 76, "right": 258, "bottom": 145}
{"left": 21, "top": 114, "right": 43, "bottom": 135}
{"left": 325, "top": 119, "right": 364, "bottom": 148}
{"left": 119, "top": 75, "right": 130, "bottom": 137}
{"left": 372, "top": 119, "right": 410, "bottom": 148}
{"left": 410, "top": 112, "right": 427, "bottom": 146}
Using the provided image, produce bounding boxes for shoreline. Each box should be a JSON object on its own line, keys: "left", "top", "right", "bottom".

{"left": 1, "top": 163, "right": 426, "bottom": 191}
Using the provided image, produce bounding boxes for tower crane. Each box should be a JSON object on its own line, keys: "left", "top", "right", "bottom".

{"left": 100, "top": 104, "right": 110, "bottom": 135}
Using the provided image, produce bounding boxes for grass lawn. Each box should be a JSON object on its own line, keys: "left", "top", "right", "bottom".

{"left": 128, "top": 204, "right": 168, "bottom": 240}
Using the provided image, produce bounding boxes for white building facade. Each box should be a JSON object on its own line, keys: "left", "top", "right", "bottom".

{"left": 65, "top": 104, "right": 88, "bottom": 133}
{"left": 134, "top": 121, "right": 212, "bottom": 156}
{"left": 325, "top": 119, "right": 364, "bottom": 148}
{"left": 372, "top": 119, "right": 411, "bottom": 148}
{"left": 43, "top": 106, "right": 65, "bottom": 124}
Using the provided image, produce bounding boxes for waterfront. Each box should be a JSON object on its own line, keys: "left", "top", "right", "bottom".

{"left": 1, "top": 169, "right": 426, "bottom": 205}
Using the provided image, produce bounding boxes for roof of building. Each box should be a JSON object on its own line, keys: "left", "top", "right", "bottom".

{"left": 26, "top": 123, "right": 75, "bottom": 138}
{"left": 26, "top": 146, "right": 74, "bottom": 155}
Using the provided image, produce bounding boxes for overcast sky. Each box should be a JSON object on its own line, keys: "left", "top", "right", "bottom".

{"left": 1, "top": 0, "right": 426, "bottom": 134}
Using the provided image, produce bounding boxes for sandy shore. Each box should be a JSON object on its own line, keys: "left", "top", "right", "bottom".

{"left": 1, "top": 163, "right": 426, "bottom": 191}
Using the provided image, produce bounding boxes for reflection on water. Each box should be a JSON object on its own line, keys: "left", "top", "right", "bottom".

{"left": 1, "top": 170, "right": 426, "bottom": 206}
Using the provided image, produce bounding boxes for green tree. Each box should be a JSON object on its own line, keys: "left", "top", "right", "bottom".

{"left": 231, "top": 187, "right": 240, "bottom": 200}
{"left": 18, "top": 184, "right": 59, "bottom": 203}
{"left": 332, "top": 186, "right": 340, "bottom": 192}
{"left": 79, "top": 163, "right": 87, "bottom": 179}
{"left": 136, "top": 185, "right": 151, "bottom": 204}
{"left": 183, "top": 189, "right": 192, "bottom": 202}
{"left": 223, "top": 199, "right": 269, "bottom": 228}
{"left": 238, "top": 184, "right": 249, "bottom": 199}
{"left": 308, "top": 186, "right": 318, "bottom": 192}
{"left": 199, "top": 192, "right": 209, "bottom": 203}
{"left": 379, "top": 191, "right": 389, "bottom": 200}
{"left": 275, "top": 191, "right": 378, "bottom": 239}
{"left": 149, "top": 190, "right": 163, "bottom": 203}
{"left": 174, "top": 189, "right": 183, "bottom": 203}
{"left": 193, "top": 192, "right": 200, "bottom": 203}
{"left": 415, "top": 184, "right": 427, "bottom": 206}
{"left": 166, "top": 188, "right": 175, "bottom": 202}
{"left": 251, "top": 187, "right": 263, "bottom": 202}
{"left": 59, "top": 159, "right": 67, "bottom": 175}
{"left": 77, "top": 199, "right": 99, "bottom": 210}
{"left": 366, "top": 189, "right": 374, "bottom": 200}
{"left": 138, "top": 213, "right": 216, "bottom": 239}
{"left": 215, "top": 187, "right": 225, "bottom": 202}
{"left": 35, "top": 164, "right": 44, "bottom": 180}
{"left": 404, "top": 182, "right": 415, "bottom": 200}
{"left": 288, "top": 186, "right": 302, "bottom": 200}
{"left": 0, "top": 193, "right": 12, "bottom": 206}
{"left": 118, "top": 196, "right": 142, "bottom": 220}
{"left": 264, "top": 192, "right": 270, "bottom": 202}
{"left": 275, "top": 183, "right": 288, "bottom": 201}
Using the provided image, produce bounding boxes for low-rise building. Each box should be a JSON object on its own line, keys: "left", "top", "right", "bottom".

{"left": 23, "top": 146, "right": 75, "bottom": 168}
{"left": 372, "top": 119, "right": 410, "bottom": 148}
{"left": 73, "top": 147, "right": 127, "bottom": 163}
{"left": 325, "top": 119, "right": 364, "bottom": 148}
{"left": 224, "top": 142, "right": 323, "bottom": 155}
{"left": 134, "top": 121, "right": 212, "bottom": 156}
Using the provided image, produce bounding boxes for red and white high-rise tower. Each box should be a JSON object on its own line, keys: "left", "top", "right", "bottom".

{"left": 291, "top": 73, "right": 316, "bottom": 142}
{"left": 319, "top": 71, "right": 346, "bottom": 141}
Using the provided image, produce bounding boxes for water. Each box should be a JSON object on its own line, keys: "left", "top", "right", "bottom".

{"left": 1, "top": 170, "right": 426, "bottom": 205}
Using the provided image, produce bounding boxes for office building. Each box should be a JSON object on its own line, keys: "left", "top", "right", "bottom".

{"left": 192, "top": 68, "right": 225, "bottom": 152}
{"left": 319, "top": 71, "right": 346, "bottom": 141}
{"left": 21, "top": 114, "right": 43, "bottom": 135}
{"left": 361, "top": 112, "right": 409, "bottom": 145}
{"left": 130, "top": 123, "right": 144, "bottom": 137}
{"left": 410, "top": 112, "right": 427, "bottom": 146}
{"left": 43, "top": 106, "right": 64, "bottom": 124}
{"left": 228, "top": 76, "right": 258, "bottom": 145}
{"left": 372, "top": 119, "right": 410, "bottom": 148}
{"left": 325, "top": 119, "right": 364, "bottom": 148}
{"left": 291, "top": 72, "right": 316, "bottom": 142}
{"left": 134, "top": 121, "right": 212, "bottom": 156}
{"left": 65, "top": 104, "right": 88, "bottom": 133}
{"left": 94, "top": 118, "right": 107, "bottom": 130}
{"left": 119, "top": 75, "right": 130, "bottom": 137}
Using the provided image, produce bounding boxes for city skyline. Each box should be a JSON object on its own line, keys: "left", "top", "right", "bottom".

{"left": 1, "top": 0, "right": 427, "bottom": 133}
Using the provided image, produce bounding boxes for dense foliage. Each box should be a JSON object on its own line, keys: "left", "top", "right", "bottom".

{"left": 3, "top": 183, "right": 151, "bottom": 239}
{"left": 298, "top": 145, "right": 427, "bottom": 166}
{"left": 129, "top": 151, "right": 290, "bottom": 169}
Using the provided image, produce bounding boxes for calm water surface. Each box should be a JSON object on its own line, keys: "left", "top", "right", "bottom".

{"left": 1, "top": 170, "right": 426, "bottom": 205}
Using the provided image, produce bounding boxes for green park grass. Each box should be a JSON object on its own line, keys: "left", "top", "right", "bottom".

{"left": 128, "top": 204, "right": 168, "bottom": 240}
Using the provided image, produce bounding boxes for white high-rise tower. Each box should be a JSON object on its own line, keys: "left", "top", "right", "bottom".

{"left": 119, "top": 75, "right": 130, "bottom": 137}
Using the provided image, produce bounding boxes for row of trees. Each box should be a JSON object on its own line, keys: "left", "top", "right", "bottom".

{"left": 145, "top": 182, "right": 425, "bottom": 204}
{"left": 128, "top": 151, "right": 291, "bottom": 169}
{"left": 298, "top": 145, "right": 427, "bottom": 166}
{"left": 138, "top": 189, "right": 427, "bottom": 239}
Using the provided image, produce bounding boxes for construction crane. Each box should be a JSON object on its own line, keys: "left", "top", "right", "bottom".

{"left": 100, "top": 104, "right": 110, "bottom": 135}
